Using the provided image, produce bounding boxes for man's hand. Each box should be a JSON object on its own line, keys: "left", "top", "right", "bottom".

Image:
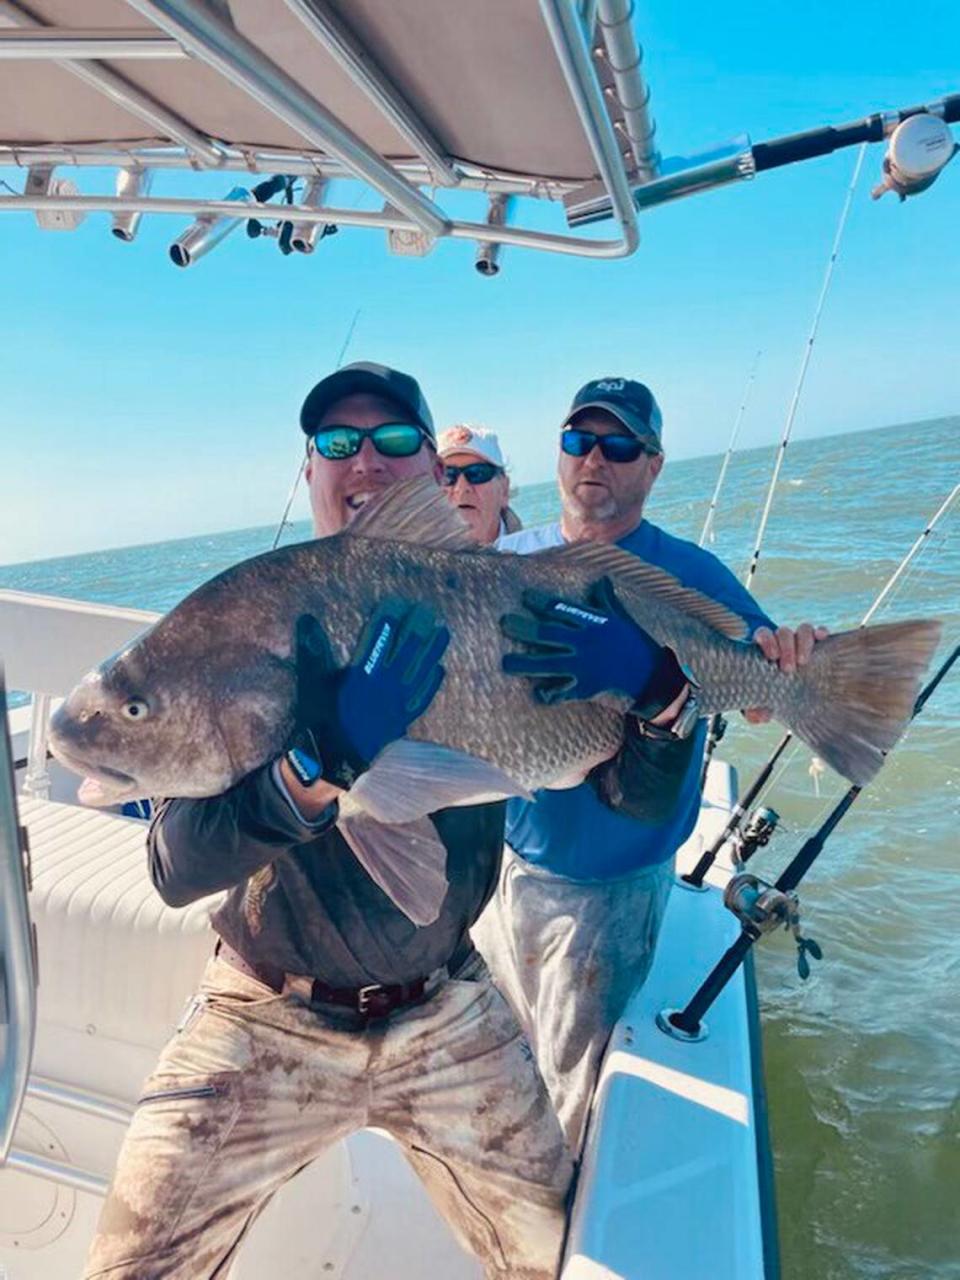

{"left": 744, "top": 623, "right": 830, "bottom": 723}
{"left": 500, "top": 577, "right": 687, "bottom": 716}
{"left": 291, "top": 600, "right": 450, "bottom": 789}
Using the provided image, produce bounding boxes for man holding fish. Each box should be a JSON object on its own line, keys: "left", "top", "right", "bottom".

{"left": 56, "top": 363, "right": 937, "bottom": 1278}
{"left": 79, "top": 363, "right": 575, "bottom": 1280}
{"left": 478, "top": 377, "right": 828, "bottom": 1152}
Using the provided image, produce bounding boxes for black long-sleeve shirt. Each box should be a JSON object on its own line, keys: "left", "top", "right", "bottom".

{"left": 148, "top": 767, "right": 506, "bottom": 988}
{"left": 148, "top": 722, "right": 691, "bottom": 987}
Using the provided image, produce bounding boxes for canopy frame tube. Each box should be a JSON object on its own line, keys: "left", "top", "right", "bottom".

{"left": 0, "top": 0, "right": 648, "bottom": 260}
{"left": 0, "top": 1, "right": 221, "bottom": 165}
{"left": 0, "top": 143, "right": 574, "bottom": 196}
{"left": 538, "top": 0, "right": 639, "bottom": 256}
{"left": 282, "top": 0, "right": 459, "bottom": 188}
{"left": 0, "top": 189, "right": 639, "bottom": 258}
{"left": 595, "top": 0, "right": 658, "bottom": 179}
{"left": 122, "top": 0, "right": 452, "bottom": 239}
{"left": 0, "top": 27, "right": 186, "bottom": 58}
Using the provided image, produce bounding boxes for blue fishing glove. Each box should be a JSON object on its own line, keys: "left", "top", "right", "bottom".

{"left": 500, "top": 577, "right": 686, "bottom": 712}
{"left": 289, "top": 600, "right": 449, "bottom": 790}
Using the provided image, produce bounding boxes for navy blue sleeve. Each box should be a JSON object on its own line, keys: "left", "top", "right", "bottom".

{"left": 649, "top": 530, "right": 775, "bottom": 638}
{"left": 691, "top": 552, "right": 775, "bottom": 638}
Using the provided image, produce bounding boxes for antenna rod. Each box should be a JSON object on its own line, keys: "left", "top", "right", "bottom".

{"left": 270, "top": 307, "right": 361, "bottom": 551}
{"left": 699, "top": 350, "right": 761, "bottom": 548}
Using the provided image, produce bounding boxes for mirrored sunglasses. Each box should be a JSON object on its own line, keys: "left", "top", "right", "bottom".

{"left": 560, "top": 427, "right": 657, "bottom": 463}
{"left": 441, "top": 461, "right": 504, "bottom": 487}
{"left": 309, "top": 422, "right": 427, "bottom": 460}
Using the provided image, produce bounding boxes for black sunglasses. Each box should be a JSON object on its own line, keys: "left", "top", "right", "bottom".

{"left": 560, "top": 427, "right": 658, "bottom": 463}
{"left": 442, "top": 461, "right": 504, "bottom": 487}
{"left": 309, "top": 422, "right": 427, "bottom": 460}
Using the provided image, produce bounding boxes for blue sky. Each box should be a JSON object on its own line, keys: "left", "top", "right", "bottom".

{"left": 2, "top": 0, "right": 959, "bottom": 564}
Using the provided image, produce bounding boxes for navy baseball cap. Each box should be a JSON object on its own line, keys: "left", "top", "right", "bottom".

{"left": 565, "top": 377, "right": 663, "bottom": 450}
{"left": 300, "top": 361, "right": 436, "bottom": 441}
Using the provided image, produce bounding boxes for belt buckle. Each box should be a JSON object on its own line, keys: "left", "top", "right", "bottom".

{"left": 356, "top": 983, "right": 383, "bottom": 1015}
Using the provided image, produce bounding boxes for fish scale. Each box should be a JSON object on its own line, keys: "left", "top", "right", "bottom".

{"left": 49, "top": 475, "right": 941, "bottom": 925}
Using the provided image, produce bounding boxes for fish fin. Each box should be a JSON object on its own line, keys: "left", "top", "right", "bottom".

{"left": 531, "top": 542, "right": 749, "bottom": 640}
{"left": 347, "top": 739, "right": 530, "bottom": 823}
{"left": 346, "top": 475, "right": 477, "bottom": 551}
{"left": 336, "top": 812, "right": 449, "bottom": 926}
{"left": 789, "top": 619, "right": 942, "bottom": 785}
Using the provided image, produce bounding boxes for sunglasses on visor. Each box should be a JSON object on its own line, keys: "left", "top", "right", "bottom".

{"left": 560, "top": 427, "right": 658, "bottom": 463}
{"left": 309, "top": 422, "right": 427, "bottom": 461}
{"left": 442, "top": 461, "right": 504, "bottom": 487}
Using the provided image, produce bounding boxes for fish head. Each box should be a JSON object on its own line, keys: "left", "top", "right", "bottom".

{"left": 49, "top": 620, "right": 296, "bottom": 805}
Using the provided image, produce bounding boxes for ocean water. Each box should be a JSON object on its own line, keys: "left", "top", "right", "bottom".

{"left": 2, "top": 416, "right": 958, "bottom": 1278}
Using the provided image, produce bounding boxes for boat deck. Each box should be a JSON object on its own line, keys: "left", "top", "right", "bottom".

{"left": 2, "top": 761, "right": 774, "bottom": 1278}
{"left": 1, "top": 580, "right": 775, "bottom": 1278}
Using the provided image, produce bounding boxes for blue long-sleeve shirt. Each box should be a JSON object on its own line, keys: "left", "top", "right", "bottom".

{"left": 498, "top": 519, "right": 774, "bottom": 880}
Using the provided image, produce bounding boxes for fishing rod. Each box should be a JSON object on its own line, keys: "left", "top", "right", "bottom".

{"left": 744, "top": 146, "right": 867, "bottom": 592}
{"left": 699, "top": 144, "right": 868, "bottom": 786}
{"left": 665, "top": 639, "right": 960, "bottom": 1040}
{"left": 270, "top": 307, "right": 362, "bottom": 551}
{"left": 686, "top": 479, "right": 960, "bottom": 888}
{"left": 699, "top": 350, "right": 762, "bottom": 549}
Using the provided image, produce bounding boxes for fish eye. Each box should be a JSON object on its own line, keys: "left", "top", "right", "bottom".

{"left": 121, "top": 698, "right": 150, "bottom": 722}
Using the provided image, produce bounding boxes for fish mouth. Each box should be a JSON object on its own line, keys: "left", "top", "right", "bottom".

{"left": 98, "top": 764, "right": 137, "bottom": 786}
{"left": 58, "top": 754, "right": 139, "bottom": 809}
{"left": 51, "top": 740, "right": 138, "bottom": 793}
{"left": 77, "top": 776, "right": 140, "bottom": 808}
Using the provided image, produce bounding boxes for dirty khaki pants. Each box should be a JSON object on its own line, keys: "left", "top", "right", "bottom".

{"left": 473, "top": 848, "right": 674, "bottom": 1155}
{"left": 84, "top": 953, "right": 571, "bottom": 1280}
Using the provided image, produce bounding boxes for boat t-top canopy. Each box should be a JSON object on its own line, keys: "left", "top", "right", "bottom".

{"left": 0, "top": 0, "right": 958, "bottom": 268}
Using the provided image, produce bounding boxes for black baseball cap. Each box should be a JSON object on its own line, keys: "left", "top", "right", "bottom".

{"left": 300, "top": 361, "right": 436, "bottom": 441}
{"left": 565, "top": 377, "right": 663, "bottom": 450}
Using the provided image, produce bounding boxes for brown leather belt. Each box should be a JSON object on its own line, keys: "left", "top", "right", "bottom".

{"left": 216, "top": 940, "right": 443, "bottom": 1019}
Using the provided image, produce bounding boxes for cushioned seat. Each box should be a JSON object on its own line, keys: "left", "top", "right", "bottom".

{"left": 20, "top": 797, "right": 222, "bottom": 1053}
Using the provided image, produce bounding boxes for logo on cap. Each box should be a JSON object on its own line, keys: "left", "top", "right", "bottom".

{"left": 595, "top": 379, "right": 626, "bottom": 393}
{"left": 447, "top": 426, "right": 474, "bottom": 445}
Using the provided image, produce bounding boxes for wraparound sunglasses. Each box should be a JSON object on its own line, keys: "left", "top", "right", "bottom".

{"left": 442, "top": 462, "right": 504, "bottom": 487}
{"left": 560, "top": 427, "right": 659, "bottom": 463}
{"left": 309, "top": 422, "right": 427, "bottom": 460}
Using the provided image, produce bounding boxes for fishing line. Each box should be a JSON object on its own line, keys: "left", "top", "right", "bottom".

{"left": 269, "top": 307, "right": 362, "bottom": 551}
{"left": 860, "top": 483, "right": 959, "bottom": 624}
{"left": 700, "top": 146, "right": 869, "bottom": 784}
{"left": 686, "top": 479, "right": 960, "bottom": 886}
{"left": 759, "top": 511, "right": 955, "bottom": 804}
{"left": 787, "top": 626, "right": 958, "bottom": 851}
{"left": 742, "top": 145, "right": 867, "bottom": 593}
{"left": 668, "top": 639, "right": 960, "bottom": 1038}
{"left": 698, "top": 349, "right": 762, "bottom": 548}
{"left": 738, "top": 517, "right": 952, "bottom": 820}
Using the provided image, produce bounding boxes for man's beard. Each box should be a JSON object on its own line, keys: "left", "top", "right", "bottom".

{"left": 563, "top": 478, "right": 620, "bottom": 524}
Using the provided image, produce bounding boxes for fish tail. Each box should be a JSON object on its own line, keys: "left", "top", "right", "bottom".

{"left": 786, "top": 619, "right": 942, "bottom": 786}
